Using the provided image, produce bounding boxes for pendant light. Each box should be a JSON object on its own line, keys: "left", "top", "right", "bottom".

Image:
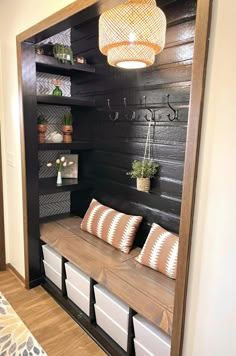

{"left": 99, "top": 0, "right": 166, "bottom": 69}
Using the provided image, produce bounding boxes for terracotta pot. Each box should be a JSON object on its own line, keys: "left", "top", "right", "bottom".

{"left": 62, "top": 125, "right": 73, "bottom": 143}
{"left": 38, "top": 124, "right": 47, "bottom": 143}
{"left": 137, "top": 178, "right": 151, "bottom": 192}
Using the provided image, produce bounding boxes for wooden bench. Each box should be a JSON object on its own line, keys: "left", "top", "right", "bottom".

{"left": 40, "top": 216, "right": 175, "bottom": 336}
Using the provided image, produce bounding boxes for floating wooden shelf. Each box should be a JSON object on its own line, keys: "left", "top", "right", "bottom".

{"left": 39, "top": 178, "right": 91, "bottom": 195}
{"left": 38, "top": 142, "right": 93, "bottom": 151}
{"left": 36, "top": 54, "right": 96, "bottom": 75}
{"left": 37, "top": 95, "right": 95, "bottom": 107}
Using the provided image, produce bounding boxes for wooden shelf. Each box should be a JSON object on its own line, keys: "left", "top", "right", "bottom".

{"left": 38, "top": 142, "right": 93, "bottom": 151}
{"left": 36, "top": 54, "right": 95, "bottom": 75}
{"left": 39, "top": 178, "right": 91, "bottom": 195}
{"left": 37, "top": 95, "right": 95, "bottom": 107}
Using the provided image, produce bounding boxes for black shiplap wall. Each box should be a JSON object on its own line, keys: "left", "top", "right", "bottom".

{"left": 71, "top": 0, "right": 197, "bottom": 246}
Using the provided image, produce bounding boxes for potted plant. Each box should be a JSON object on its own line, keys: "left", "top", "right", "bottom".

{"left": 47, "top": 156, "right": 74, "bottom": 185}
{"left": 53, "top": 43, "right": 74, "bottom": 64}
{"left": 127, "top": 160, "right": 159, "bottom": 192}
{"left": 62, "top": 113, "right": 73, "bottom": 143}
{"left": 52, "top": 79, "right": 63, "bottom": 96}
{"left": 37, "top": 115, "right": 47, "bottom": 143}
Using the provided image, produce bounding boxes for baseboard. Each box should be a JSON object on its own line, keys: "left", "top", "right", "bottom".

{"left": 7, "top": 263, "right": 25, "bottom": 285}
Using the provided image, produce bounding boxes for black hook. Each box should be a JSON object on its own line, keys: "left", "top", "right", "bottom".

{"left": 107, "top": 99, "right": 119, "bottom": 121}
{"left": 143, "top": 96, "right": 156, "bottom": 122}
{"left": 123, "top": 98, "right": 136, "bottom": 121}
{"left": 166, "top": 94, "right": 178, "bottom": 121}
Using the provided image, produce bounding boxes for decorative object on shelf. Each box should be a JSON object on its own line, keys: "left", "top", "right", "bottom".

{"left": 37, "top": 115, "right": 47, "bottom": 143}
{"left": 53, "top": 43, "right": 74, "bottom": 64}
{"left": 74, "top": 55, "right": 87, "bottom": 64}
{"left": 47, "top": 131, "right": 63, "bottom": 143}
{"left": 52, "top": 79, "right": 63, "bottom": 96}
{"left": 62, "top": 112, "right": 73, "bottom": 143}
{"left": 47, "top": 156, "right": 74, "bottom": 186}
{"left": 60, "top": 154, "right": 79, "bottom": 179}
{"left": 127, "top": 121, "right": 159, "bottom": 192}
{"left": 99, "top": 0, "right": 166, "bottom": 69}
{"left": 35, "top": 45, "right": 44, "bottom": 55}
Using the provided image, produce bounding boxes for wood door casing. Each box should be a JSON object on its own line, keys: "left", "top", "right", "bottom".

{"left": 0, "top": 124, "right": 6, "bottom": 271}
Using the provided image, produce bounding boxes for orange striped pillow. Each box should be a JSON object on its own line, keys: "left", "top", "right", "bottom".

{"left": 136, "top": 223, "right": 179, "bottom": 279}
{"left": 81, "top": 199, "right": 143, "bottom": 254}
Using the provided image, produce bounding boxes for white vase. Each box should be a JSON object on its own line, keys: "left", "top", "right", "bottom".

{"left": 56, "top": 171, "right": 62, "bottom": 185}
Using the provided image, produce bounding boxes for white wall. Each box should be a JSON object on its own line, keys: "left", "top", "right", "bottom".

{"left": 0, "top": 0, "right": 76, "bottom": 277}
{"left": 0, "top": 0, "right": 235, "bottom": 354}
{"left": 183, "top": 0, "right": 236, "bottom": 355}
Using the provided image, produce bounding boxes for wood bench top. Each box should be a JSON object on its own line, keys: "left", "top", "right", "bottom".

{"left": 40, "top": 216, "right": 175, "bottom": 335}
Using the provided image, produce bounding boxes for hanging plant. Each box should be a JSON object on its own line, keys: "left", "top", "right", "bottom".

{"left": 127, "top": 121, "right": 159, "bottom": 192}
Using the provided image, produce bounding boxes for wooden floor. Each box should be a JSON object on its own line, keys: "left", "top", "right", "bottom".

{"left": 0, "top": 269, "right": 105, "bottom": 356}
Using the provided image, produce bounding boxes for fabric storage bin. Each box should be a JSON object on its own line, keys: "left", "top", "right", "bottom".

{"left": 94, "top": 284, "right": 129, "bottom": 331}
{"left": 66, "top": 279, "right": 90, "bottom": 316}
{"left": 43, "top": 260, "right": 62, "bottom": 290}
{"left": 42, "top": 244, "right": 62, "bottom": 274}
{"left": 65, "top": 262, "right": 90, "bottom": 298}
{"left": 133, "top": 314, "right": 171, "bottom": 356}
{"left": 95, "top": 304, "right": 128, "bottom": 351}
{"left": 134, "top": 339, "right": 153, "bottom": 356}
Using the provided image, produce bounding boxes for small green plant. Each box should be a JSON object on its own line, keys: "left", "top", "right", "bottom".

{"left": 53, "top": 43, "right": 74, "bottom": 65}
{"left": 37, "top": 115, "right": 47, "bottom": 125}
{"left": 63, "top": 113, "right": 73, "bottom": 126}
{"left": 127, "top": 160, "right": 159, "bottom": 179}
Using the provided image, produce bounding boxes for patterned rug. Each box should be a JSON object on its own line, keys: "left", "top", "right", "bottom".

{"left": 0, "top": 293, "right": 47, "bottom": 356}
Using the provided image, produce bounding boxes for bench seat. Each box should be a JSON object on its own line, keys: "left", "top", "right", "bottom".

{"left": 40, "top": 216, "right": 175, "bottom": 335}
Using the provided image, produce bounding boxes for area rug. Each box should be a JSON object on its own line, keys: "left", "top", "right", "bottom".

{"left": 0, "top": 293, "right": 47, "bottom": 356}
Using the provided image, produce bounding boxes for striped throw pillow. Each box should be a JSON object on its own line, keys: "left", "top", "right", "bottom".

{"left": 81, "top": 199, "right": 143, "bottom": 254}
{"left": 136, "top": 223, "right": 179, "bottom": 279}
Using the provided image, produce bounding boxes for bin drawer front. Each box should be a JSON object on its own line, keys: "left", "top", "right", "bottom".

{"left": 134, "top": 339, "right": 153, "bottom": 356}
{"left": 43, "top": 260, "right": 62, "bottom": 290}
{"left": 133, "top": 314, "right": 171, "bottom": 356}
{"left": 66, "top": 279, "right": 90, "bottom": 316}
{"left": 65, "top": 262, "right": 90, "bottom": 298}
{"left": 94, "top": 284, "right": 129, "bottom": 331}
{"left": 95, "top": 304, "right": 128, "bottom": 351}
{"left": 42, "top": 244, "right": 62, "bottom": 274}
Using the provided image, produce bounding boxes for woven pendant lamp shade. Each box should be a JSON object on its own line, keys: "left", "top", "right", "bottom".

{"left": 99, "top": 0, "right": 166, "bottom": 69}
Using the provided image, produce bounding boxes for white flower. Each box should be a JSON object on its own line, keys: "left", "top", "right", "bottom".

{"left": 63, "top": 162, "right": 67, "bottom": 167}
{"left": 56, "top": 159, "right": 60, "bottom": 164}
{"left": 69, "top": 161, "right": 74, "bottom": 165}
{"left": 60, "top": 156, "right": 65, "bottom": 162}
{"left": 47, "top": 163, "right": 52, "bottom": 167}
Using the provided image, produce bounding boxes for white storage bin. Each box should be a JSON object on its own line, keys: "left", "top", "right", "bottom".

{"left": 94, "top": 284, "right": 129, "bottom": 331}
{"left": 42, "top": 244, "right": 62, "bottom": 274}
{"left": 133, "top": 314, "right": 171, "bottom": 356}
{"left": 134, "top": 339, "right": 153, "bottom": 356}
{"left": 66, "top": 279, "right": 90, "bottom": 316}
{"left": 65, "top": 262, "right": 90, "bottom": 298}
{"left": 43, "top": 260, "right": 62, "bottom": 290}
{"left": 95, "top": 304, "right": 128, "bottom": 351}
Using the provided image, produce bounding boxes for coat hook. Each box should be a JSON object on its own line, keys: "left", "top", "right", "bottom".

{"left": 166, "top": 94, "right": 178, "bottom": 121}
{"left": 107, "top": 99, "right": 119, "bottom": 121}
{"left": 143, "top": 95, "right": 156, "bottom": 122}
{"left": 123, "top": 97, "right": 136, "bottom": 121}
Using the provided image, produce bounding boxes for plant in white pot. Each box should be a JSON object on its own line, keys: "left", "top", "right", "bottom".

{"left": 127, "top": 159, "right": 159, "bottom": 192}
{"left": 47, "top": 156, "right": 74, "bottom": 185}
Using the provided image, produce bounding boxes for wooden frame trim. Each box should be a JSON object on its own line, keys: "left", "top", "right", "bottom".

{"left": 16, "top": 0, "right": 212, "bottom": 354}
{"left": 0, "top": 123, "right": 6, "bottom": 271}
{"left": 171, "top": 0, "right": 213, "bottom": 355}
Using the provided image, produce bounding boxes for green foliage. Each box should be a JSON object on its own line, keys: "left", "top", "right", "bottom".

{"left": 37, "top": 115, "right": 47, "bottom": 125}
{"left": 63, "top": 112, "right": 73, "bottom": 126}
{"left": 53, "top": 43, "right": 74, "bottom": 65}
{"left": 127, "top": 160, "right": 159, "bottom": 179}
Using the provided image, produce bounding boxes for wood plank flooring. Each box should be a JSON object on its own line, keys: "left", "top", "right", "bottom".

{"left": 0, "top": 269, "right": 105, "bottom": 356}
